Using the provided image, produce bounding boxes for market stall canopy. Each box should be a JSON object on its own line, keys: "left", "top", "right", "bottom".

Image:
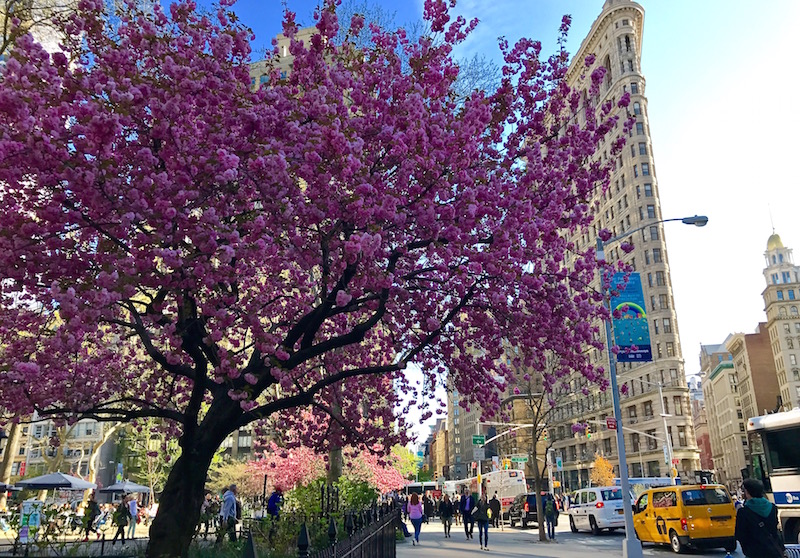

{"left": 99, "top": 480, "right": 152, "bottom": 494}
{"left": 14, "top": 472, "right": 97, "bottom": 490}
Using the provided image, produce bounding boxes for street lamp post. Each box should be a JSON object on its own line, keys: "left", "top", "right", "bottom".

{"left": 596, "top": 215, "right": 707, "bottom": 558}
{"left": 636, "top": 378, "right": 676, "bottom": 484}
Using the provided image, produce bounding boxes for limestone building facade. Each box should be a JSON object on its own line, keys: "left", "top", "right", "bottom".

{"left": 547, "top": 0, "right": 700, "bottom": 490}
{"left": 762, "top": 233, "right": 800, "bottom": 409}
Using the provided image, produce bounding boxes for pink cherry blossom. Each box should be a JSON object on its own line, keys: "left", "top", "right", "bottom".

{"left": 0, "top": 0, "right": 631, "bottom": 554}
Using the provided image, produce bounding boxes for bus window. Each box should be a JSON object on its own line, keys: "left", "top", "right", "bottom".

{"left": 765, "top": 429, "right": 800, "bottom": 470}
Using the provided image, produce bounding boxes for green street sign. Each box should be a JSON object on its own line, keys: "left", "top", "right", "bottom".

{"left": 511, "top": 456, "right": 528, "bottom": 463}
{"left": 472, "top": 435, "right": 485, "bottom": 445}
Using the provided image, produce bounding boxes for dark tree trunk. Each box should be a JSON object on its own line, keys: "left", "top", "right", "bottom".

{"left": 146, "top": 444, "right": 216, "bottom": 558}
{"left": 532, "top": 444, "right": 547, "bottom": 542}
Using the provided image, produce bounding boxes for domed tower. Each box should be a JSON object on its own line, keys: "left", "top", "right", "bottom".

{"left": 762, "top": 232, "right": 800, "bottom": 409}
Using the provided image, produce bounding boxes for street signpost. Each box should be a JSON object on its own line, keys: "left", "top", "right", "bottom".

{"left": 472, "top": 435, "right": 485, "bottom": 445}
{"left": 555, "top": 456, "right": 563, "bottom": 472}
{"left": 510, "top": 456, "right": 528, "bottom": 463}
{"left": 473, "top": 447, "right": 485, "bottom": 461}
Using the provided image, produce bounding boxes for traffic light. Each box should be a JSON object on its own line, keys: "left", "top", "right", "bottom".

{"left": 586, "top": 424, "right": 592, "bottom": 439}
{"left": 543, "top": 430, "right": 548, "bottom": 442}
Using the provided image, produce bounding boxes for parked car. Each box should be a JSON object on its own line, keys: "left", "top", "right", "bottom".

{"left": 509, "top": 492, "right": 553, "bottom": 529}
{"left": 568, "top": 486, "right": 626, "bottom": 535}
{"left": 633, "top": 484, "right": 736, "bottom": 553}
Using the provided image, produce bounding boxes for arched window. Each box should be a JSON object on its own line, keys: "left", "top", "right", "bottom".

{"left": 792, "top": 306, "right": 799, "bottom": 316}
{"left": 780, "top": 307, "right": 787, "bottom": 317}
{"left": 773, "top": 255, "right": 777, "bottom": 264}
{"left": 789, "top": 338, "right": 795, "bottom": 349}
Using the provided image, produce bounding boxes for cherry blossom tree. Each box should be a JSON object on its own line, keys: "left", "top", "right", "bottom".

{"left": 0, "top": 0, "right": 629, "bottom": 554}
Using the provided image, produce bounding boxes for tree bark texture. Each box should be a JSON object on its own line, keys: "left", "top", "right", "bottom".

{"left": 0, "top": 422, "right": 21, "bottom": 511}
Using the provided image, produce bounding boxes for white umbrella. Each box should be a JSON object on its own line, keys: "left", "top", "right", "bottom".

{"left": 14, "top": 472, "right": 96, "bottom": 491}
{"left": 99, "top": 480, "right": 151, "bottom": 494}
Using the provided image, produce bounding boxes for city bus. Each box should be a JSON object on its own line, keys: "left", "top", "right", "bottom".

{"left": 403, "top": 481, "right": 440, "bottom": 498}
{"left": 747, "top": 408, "right": 800, "bottom": 544}
{"left": 443, "top": 470, "right": 527, "bottom": 519}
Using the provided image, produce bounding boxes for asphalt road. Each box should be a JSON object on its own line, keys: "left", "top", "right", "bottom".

{"left": 397, "top": 520, "right": 745, "bottom": 558}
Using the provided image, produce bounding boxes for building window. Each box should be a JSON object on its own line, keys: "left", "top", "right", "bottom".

{"left": 648, "top": 273, "right": 653, "bottom": 287}
{"left": 778, "top": 291, "right": 785, "bottom": 301}
{"left": 646, "top": 429, "right": 657, "bottom": 450}
{"left": 644, "top": 401, "right": 653, "bottom": 419}
{"left": 641, "top": 163, "right": 650, "bottom": 176}
{"left": 788, "top": 339, "right": 794, "bottom": 349}
{"left": 644, "top": 183, "right": 653, "bottom": 197}
{"left": 603, "top": 438, "right": 613, "bottom": 455}
{"left": 647, "top": 205, "right": 656, "bottom": 219}
{"left": 793, "top": 306, "right": 799, "bottom": 316}
{"left": 657, "top": 342, "right": 663, "bottom": 358}
{"left": 659, "top": 294, "right": 669, "bottom": 309}
{"left": 653, "top": 248, "right": 662, "bottom": 263}
{"left": 663, "top": 318, "right": 672, "bottom": 333}
{"left": 656, "top": 271, "right": 665, "bottom": 286}
{"left": 790, "top": 290, "right": 796, "bottom": 300}
{"left": 785, "top": 324, "right": 792, "bottom": 334}
{"left": 636, "top": 122, "right": 644, "bottom": 135}
{"left": 678, "top": 426, "right": 687, "bottom": 447}
{"left": 793, "top": 369, "right": 800, "bottom": 381}
{"left": 796, "top": 323, "right": 800, "bottom": 333}
{"left": 634, "top": 165, "right": 639, "bottom": 178}
{"left": 653, "top": 319, "right": 660, "bottom": 334}
{"left": 631, "top": 433, "right": 640, "bottom": 452}
{"left": 633, "top": 102, "right": 641, "bottom": 115}
{"left": 628, "top": 406, "right": 638, "bottom": 423}
{"left": 666, "top": 342, "right": 675, "bottom": 357}
{"left": 631, "top": 82, "right": 639, "bottom": 94}
{"left": 791, "top": 354, "right": 797, "bottom": 366}
{"left": 673, "top": 396, "right": 683, "bottom": 415}
{"left": 772, "top": 273, "right": 779, "bottom": 284}
{"left": 639, "top": 142, "right": 647, "bottom": 156}
{"left": 645, "top": 250, "right": 650, "bottom": 265}
{"left": 650, "top": 226, "right": 660, "bottom": 241}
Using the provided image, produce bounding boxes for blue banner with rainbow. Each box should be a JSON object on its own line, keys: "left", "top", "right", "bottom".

{"left": 610, "top": 272, "right": 653, "bottom": 362}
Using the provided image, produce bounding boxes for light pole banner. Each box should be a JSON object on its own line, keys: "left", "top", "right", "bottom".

{"left": 609, "top": 272, "right": 653, "bottom": 362}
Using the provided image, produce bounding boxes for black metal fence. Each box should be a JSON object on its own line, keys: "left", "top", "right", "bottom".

{"left": 298, "top": 506, "right": 398, "bottom": 558}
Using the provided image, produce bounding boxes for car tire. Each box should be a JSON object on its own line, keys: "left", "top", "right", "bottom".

{"left": 723, "top": 539, "right": 736, "bottom": 553}
{"left": 589, "top": 515, "right": 601, "bottom": 535}
{"left": 569, "top": 515, "right": 578, "bottom": 533}
{"left": 669, "top": 529, "right": 685, "bottom": 554}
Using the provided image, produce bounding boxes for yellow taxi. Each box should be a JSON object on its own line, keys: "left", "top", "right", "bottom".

{"left": 632, "top": 484, "right": 737, "bottom": 553}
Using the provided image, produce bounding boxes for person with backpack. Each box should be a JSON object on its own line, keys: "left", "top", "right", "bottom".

{"left": 735, "top": 478, "right": 786, "bottom": 558}
{"left": 544, "top": 495, "right": 559, "bottom": 540}
{"left": 111, "top": 496, "right": 131, "bottom": 546}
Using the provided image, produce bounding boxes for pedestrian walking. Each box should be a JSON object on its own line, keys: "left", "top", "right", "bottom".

{"left": 735, "top": 478, "right": 786, "bottom": 558}
{"left": 111, "top": 496, "right": 131, "bottom": 546}
{"left": 217, "top": 484, "right": 239, "bottom": 543}
{"left": 439, "top": 494, "right": 454, "bottom": 538}
{"left": 544, "top": 495, "right": 559, "bottom": 540}
{"left": 82, "top": 494, "right": 101, "bottom": 542}
{"left": 423, "top": 494, "right": 434, "bottom": 524}
{"left": 473, "top": 493, "right": 491, "bottom": 551}
{"left": 489, "top": 493, "right": 501, "bottom": 529}
{"left": 460, "top": 489, "right": 475, "bottom": 540}
{"left": 126, "top": 496, "right": 138, "bottom": 540}
{"left": 406, "top": 493, "right": 424, "bottom": 546}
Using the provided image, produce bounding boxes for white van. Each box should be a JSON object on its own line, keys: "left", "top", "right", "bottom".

{"left": 567, "top": 486, "right": 626, "bottom": 535}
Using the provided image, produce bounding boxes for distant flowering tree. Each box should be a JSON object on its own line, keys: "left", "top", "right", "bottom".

{"left": 0, "top": 0, "right": 629, "bottom": 554}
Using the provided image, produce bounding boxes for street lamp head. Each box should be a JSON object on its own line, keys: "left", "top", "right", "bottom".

{"left": 681, "top": 215, "right": 708, "bottom": 227}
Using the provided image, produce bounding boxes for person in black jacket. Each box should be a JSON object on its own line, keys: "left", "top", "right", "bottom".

{"left": 735, "top": 478, "right": 786, "bottom": 558}
{"left": 439, "top": 494, "right": 454, "bottom": 538}
{"left": 489, "top": 493, "right": 501, "bottom": 529}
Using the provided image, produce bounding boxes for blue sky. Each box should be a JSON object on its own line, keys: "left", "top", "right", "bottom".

{"left": 199, "top": 0, "right": 800, "bottom": 444}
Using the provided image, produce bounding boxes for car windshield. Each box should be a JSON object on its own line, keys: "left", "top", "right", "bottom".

{"left": 681, "top": 488, "right": 731, "bottom": 506}
{"left": 601, "top": 489, "right": 623, "bottom": 501}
